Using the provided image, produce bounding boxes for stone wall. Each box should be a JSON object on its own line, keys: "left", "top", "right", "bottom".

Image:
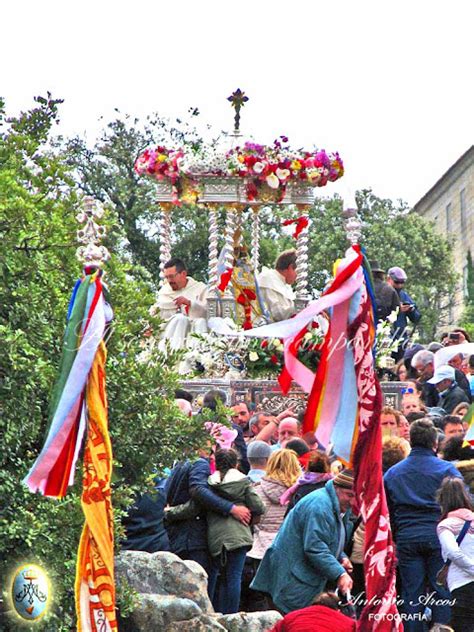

{"left": 414, "top": 146, "right": 474, "bottom": 325}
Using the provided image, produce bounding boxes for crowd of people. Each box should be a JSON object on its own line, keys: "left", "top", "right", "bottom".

{"left": 121, "top": 258, "right": 474, "bottom": 631}
{"left": 122, "top": 371, "right": 474, "bottom": 631}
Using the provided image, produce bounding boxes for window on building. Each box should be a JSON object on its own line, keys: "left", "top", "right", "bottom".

{"left": 460, "top": 188, "right": 466, "bottom": 233}
{"left": 446, "top": 202, "right": 452, "bottom": 232}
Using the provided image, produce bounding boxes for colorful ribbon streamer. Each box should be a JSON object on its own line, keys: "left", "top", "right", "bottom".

{"left": 24, "top": 273, "right": 117, "bottom": 631}
{"left": 240, "top": 246, "right": 401, "bottom": 629}
{"left": 282, "top": 215, "right": 309, "bottom": 238}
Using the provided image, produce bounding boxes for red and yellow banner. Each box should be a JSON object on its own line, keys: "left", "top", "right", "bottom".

{"left": 76, "top": 341, "right": 117, "bottom": 632}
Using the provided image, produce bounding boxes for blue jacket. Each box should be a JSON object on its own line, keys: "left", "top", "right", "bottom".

{"left": 393, "top": 289, "right": 421, "bottom": 338}
{"left": 384, "top": 447, "right": 461, "bottom": 543}
{"left": 250, "top": 480, "right": 351, "bottom": 613}
{"left": 165, "top": 458, "right": 233, "bottom": 554}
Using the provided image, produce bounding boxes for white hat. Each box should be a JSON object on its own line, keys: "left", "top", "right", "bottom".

{"left": 427, "top": 365, "right": 455, "bottom": 384}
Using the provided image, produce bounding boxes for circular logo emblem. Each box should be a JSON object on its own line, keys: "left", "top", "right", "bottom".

{"left": 11, "top": 564, "right": 50, "bottom": 621}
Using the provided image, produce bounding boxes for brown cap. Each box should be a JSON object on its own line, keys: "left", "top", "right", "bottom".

{"left": 333, "top": 469, "right": 355, "bottom": 489}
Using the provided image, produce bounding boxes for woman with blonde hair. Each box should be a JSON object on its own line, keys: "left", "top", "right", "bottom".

{"left": 247, "top": 449, "right": 301, "bottom": 562}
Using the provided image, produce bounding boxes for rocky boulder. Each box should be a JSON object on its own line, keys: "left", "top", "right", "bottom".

{"left": 218, "top": 611, "right": 283, "bottom": 631}
{"left": 115, "top": 551, "right": 282, "bottom": 632}
{"left": 116, "top": 550, "right": 213, "bottom": 613}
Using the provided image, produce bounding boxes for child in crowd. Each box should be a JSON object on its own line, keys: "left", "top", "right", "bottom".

{"left": 281, "top": 450, "right": 333, "bottom": 513}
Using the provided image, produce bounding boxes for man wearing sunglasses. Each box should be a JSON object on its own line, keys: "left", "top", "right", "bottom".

{"left": 387, "top": 266, "right": 421, "bottom": 361}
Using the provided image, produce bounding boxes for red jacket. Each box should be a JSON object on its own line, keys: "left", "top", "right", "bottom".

{"left": 270, "top": 605, "right": 356, "bottom": 632}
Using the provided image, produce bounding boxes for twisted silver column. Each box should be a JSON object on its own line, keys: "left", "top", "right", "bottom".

{"left": 295, "top": 211, "right": 309, "bottom": 301}
{"left": 223, "top": 207, "right": 236, "bottom": 298}
{"left": 251, "top": 208, "right": 260, "bottom": 273}
{"left": 208, "top": 205, "right": 219, "bottom": 292}
{"left": 159, "top": 206, "right": 172, "bottom": 286}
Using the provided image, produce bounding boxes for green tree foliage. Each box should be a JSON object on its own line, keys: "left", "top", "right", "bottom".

{"left": 459, "top": 249, "right": 474, "bottom": 339}
{"left": 63, "top": 111, "right": 207, "bottom": 283}
{"left": 0, "top": 98, "right": 209, "bottom": 630}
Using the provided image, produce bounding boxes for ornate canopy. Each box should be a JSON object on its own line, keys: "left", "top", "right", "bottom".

{"left": 134, "top": 91, "right": 346, "bottom": 318}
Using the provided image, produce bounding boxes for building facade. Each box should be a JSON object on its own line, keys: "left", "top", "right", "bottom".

{"left": 414, "top": 146, "right": 474, "bottom": 325}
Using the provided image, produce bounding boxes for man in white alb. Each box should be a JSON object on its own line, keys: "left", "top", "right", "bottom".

{"left": 257, "top": 250, "right": 297, "bottom": 322}
{"left": 152, "top": 258, "right": 208, "bottom": 350}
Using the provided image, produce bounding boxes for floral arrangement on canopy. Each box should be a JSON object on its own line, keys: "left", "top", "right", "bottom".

{"left": 134, "top": 137, "right": 344, "bottom": 204}
{"left": 225, "top": 138, "right": 344, "bottom": 202}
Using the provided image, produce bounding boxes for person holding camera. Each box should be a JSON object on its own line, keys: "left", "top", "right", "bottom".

{"left": 387, "top": 266, "right": 421, "bottom": 361}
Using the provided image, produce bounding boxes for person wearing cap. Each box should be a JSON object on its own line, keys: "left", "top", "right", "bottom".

{"left": 247, "top": 440, "right": 273, "bottom": 484}
{"left": 384, "top": 419, "right": 462, "bottom": 631}
{"left": 387, "top": 266, "right": 421, "bottom": 360}
{"left": 427, "top": 364, "right": 470, "bottom": 414}
{"left": 370, "top": 260, "right": 400, "bottom": 324}
{"left": 250, "top": 470, "right": 355, "bottom": 614}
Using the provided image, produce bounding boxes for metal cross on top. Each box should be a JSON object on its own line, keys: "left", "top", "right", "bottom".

{"left": 227, "top": 88, "right": 249, "bottom": 133}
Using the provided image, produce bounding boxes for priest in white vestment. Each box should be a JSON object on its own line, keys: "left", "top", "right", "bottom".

{"left": 152, "top": 258, "right": 208, "bottom": 350}
{"left": 257, "top": 250, "right": 297, "bottom": 322}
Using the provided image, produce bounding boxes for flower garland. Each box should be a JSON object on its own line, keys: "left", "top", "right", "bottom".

{"left": 134, "top": 146, "right": 184, "bottom": 204}
{"left": 134, "top": 138, "right": 343, "bottom": 204}
{"left": 226, "top": 138, "right": 344, "bottom": 202}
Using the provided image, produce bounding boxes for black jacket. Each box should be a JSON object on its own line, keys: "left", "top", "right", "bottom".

{"left": 439, "top": 384, "right": 470, "bottom": 414}
{"left": 122, "top": 479, "right": 170, "bottom": 553}
{"left": 373, "top": 278, "right": 400, "bottom": 323}
{"left": 232, "top": 423, "right": 250, "bottom": 474}
{"left": 455, "top": 369, "right": 472, "bottom": 403}
{"left": 164, "top": 457, "right": 233, "bottom": 554}
{"left": 421, "top": 382, "right": 440, "bottom": 407}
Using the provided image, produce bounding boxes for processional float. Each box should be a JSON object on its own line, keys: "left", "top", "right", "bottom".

{"left": 135, "top": 89, "right": 348, "bottom": 412}
{"left": 137, "top": 92, "right": 402, "bottom": 631}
